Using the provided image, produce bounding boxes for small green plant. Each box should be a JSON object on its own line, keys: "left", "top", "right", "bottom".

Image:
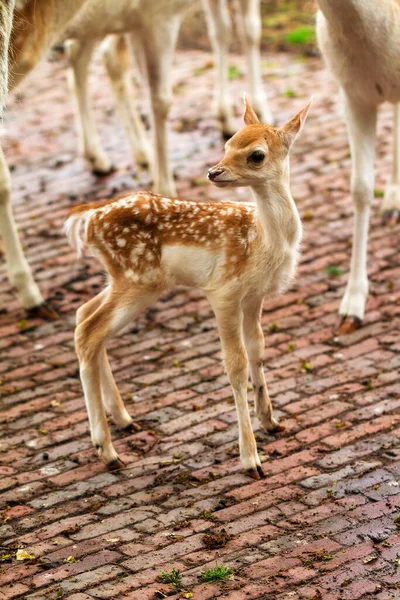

{"left": 286, "top": 26, "right": 315, "bottom": 46}
{"left": 268, "top": 321, "right": 278, "bottom": 333}
{"left": 157, "top": 568, "right": 182, "bottom": 588}
{"left": 227, "top": 65, "right": 241, "bottom": 80}
{"left": 374, "top": 188, "right": 384, "bottom": 198}
{"left": 199, "top": 563, "right": 234, "bottom": 583}
{"left": 284, "top": 88, "right": 297, "bottom": 98}
{"left": 203, "top": 508, "right": 216, "bottom": 521}
{"left": 324, "top": 265, "right": 344, "bottom": 278}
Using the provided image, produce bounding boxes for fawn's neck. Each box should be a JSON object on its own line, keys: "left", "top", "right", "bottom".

{"left": 251, "top": 167, "right": 301, "bottom": 252}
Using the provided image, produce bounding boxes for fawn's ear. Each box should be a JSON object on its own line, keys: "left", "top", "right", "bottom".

{"left": 280, "top": 97, "right": 313, "bottom": 150}
{"left": 243, "top": 93, "right": 260, "bottom": 125}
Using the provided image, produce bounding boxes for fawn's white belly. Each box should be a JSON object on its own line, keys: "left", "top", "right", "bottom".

{"left": 162, "top": 245, "right": 220, "bottom": 289}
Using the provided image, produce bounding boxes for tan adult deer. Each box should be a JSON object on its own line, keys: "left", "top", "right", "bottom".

{"left": 66, "top": 97, "right": 311, "bottom": 478}
{"left": 2, "top": 0, "right": 270, "bottom": 319}
{"left": 65, "top": 0, "right": 272, "bottom": 195}
{"left": 317, "top": 0, "right": 400, "bottom": 335}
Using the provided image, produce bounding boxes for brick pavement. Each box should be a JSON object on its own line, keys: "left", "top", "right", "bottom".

{"left": 0, "top": 45, "right": 399, "bottom": 600}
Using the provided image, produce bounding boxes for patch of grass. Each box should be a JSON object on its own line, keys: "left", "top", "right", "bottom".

{"left": 324, "top": 265, "right": 344, "bottom": 278}
{"left": 268, "top": 321, "right": 279, "bottom": 333}
{"left": 199, "top": 563, "right": 234, "bottom": 583}
{"left": 284, "top": 87, "right": 297, "bottom": 98}
{"left": 203, "top": 508, "right": 216, "bottom": 521}
{"left": 157, "top": 568, "right": 182, "bottom": 588}
{"left": 286, "top": 26, "right": 315, "bottom": 46}
{"left": 228, "top": 65, "right": 241, "bottom": 80}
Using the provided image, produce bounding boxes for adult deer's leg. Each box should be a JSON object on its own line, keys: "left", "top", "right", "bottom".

{"left": 337, "top": 92, "right": 377, "bottom": 334}
{"left": 242, "top": 294, "right": 284, "bottom": 433}
{"left": 0, "top": 0, "right": 14, "bottom": 114}
{"left": 101, "top": 35, "right": 151, "bottom": 169}
{"left": 0, "top": 146, "right": 56, "bottom": 317}
{"left": 203, "top": 0, "right": 235, "bottom": 138}
{"left": 66, "top": 38, "right": 114, "bottom": 175}
{"left": 382, "top": 102, "right": 400, "bottom": 225}
{"left": 209, "top": 294, "right": 263, "bottom": 479}
{"left": 236, "top": 0, "right": 272, "bottom": 124}
{"left": 138, "top": 17, "right": 181, "bottom": 196}
{"left": 75, "top": 287, "right": 156, "bottom": 468}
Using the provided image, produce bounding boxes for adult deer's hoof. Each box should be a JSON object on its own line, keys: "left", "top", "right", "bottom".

{"left": 382, "top": 209, "right": 400, "bottom": 226}
{"left": 26, "top": 302, "right": 59, "bottom": 321}
{"left": 123, "top": 421, "right": 142, "bottom": 433}
{"left": 92, "top": 164, "right": 117, "bottom": 177}
{"left": 107, "top": 458, "right": 125, "bottom": 471}
{"left": 246, "top": 465, "right": 266, "bottom": 480}
{"left": 335, "top": 315, "right": 362, "bottom": 335}
{"left": 268, "top": 422, "right": 286, "bottom": 434}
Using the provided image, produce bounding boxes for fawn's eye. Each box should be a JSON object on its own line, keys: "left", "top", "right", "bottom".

{"left": 249, "top": 151, "right": 265, "bottom": 164}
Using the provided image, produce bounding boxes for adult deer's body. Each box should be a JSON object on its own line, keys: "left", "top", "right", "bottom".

{"left": 317, "top": 0, "right": 400, "bottom": 334}
{"left": 67, "top": 98, "right": 311, "bottom": 477}
{"left": 2, "top": 0, "right": 269, "bottom": 318}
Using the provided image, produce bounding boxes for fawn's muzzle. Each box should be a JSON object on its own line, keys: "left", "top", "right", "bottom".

{"left": 207, "top": 167, "right": 225, "bottom": 181}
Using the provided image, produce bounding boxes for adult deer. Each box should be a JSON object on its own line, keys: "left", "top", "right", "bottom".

{"left": 3, "top": 0, "right": 270, "bottom": 318}
{"left": 66, "top": 97, "right": 311, "bottom": 477}
{"left": 64, "top": 0, "right": 272, "bottom": 194}
{"left": 317, "top": 0, "right": 400, "bottom": 334}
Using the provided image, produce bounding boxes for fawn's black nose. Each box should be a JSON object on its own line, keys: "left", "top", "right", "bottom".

{"left": 207, "top": 168, "right": 224, "bottom": 181}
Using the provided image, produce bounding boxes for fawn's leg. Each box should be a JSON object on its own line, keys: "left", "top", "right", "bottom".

{"left": 382, "top": 102, "right": 400, "bottom": 225}
{"left": 203, "top": 0, "right": 235, "bottom": 138}
{"left": 209, "top": 295, "right": 263, "bottom": 479}
{"left": 337, "top": 92, "right": 377, "bottom": 335}
{"left": 101, "top": 34, "right": 151, "bottom": 169}
{"left": 236, "top": 0, "right": 272, "bottom": 124}
{"left": 242, "top": 295, "right": 284, "bottom": 433}
{"left": 76, "top": 287, "right": 139, "bottom": 433}
{"left": 138, "top": 17, "right": 181, "bottom": 196}
{"left": 75, "top": 288, "right": 155, "bottom": 468}
{"left": 66, "top": 38, "right": 114, "bottom": 175}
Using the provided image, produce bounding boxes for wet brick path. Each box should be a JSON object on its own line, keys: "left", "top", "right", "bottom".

{"left": 0, "top": 47, "right": 399, "bottom": 600}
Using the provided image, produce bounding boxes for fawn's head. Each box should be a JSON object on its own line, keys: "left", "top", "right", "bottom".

{"left": 208, "top": 96, "right": 312, "bottom": 187}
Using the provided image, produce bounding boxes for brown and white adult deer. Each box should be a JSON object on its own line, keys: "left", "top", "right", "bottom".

{"left": 2, "top": 0, "right": 270, "bottom": 318}
{"left": 317, "top": 0, "right": 400, "bottom": 334}
{"left": 66, "top": 97, "right": 311, "bottom": 478}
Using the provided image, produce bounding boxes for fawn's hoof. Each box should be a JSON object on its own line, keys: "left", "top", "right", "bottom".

{"left": 123, "top": 421, "right": 142, "bottom": 433}
{"left": 26, "top": 302, "right": 59, "bottom": 321}
{"left": 246, "top": 465, "right": 266, "bottom": 480}
{"left": 382, "top": 209, "right": 400, "bottom": 226}
{"left": 107, "top": 458, "right": 125, "bottom": 471}
{"left": 335, "top": 315, "right": 362, "bottom": 335}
